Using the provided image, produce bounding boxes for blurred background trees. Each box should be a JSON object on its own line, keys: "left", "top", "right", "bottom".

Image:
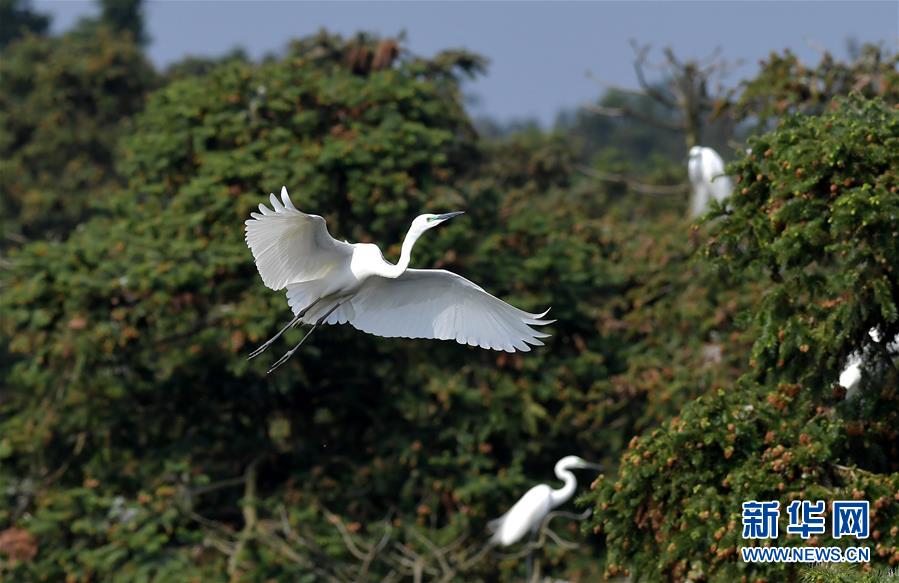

{"left": 1, "top": 1, "right": 896, "bottom": 580}
{"left": 0, "top": 0, "right": 49, "bottom": 49}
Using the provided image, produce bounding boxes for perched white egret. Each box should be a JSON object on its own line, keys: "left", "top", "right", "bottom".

{"left": 838, "top": 354, "right": 863, "bottom": 393}
{"left": 838, "top": 328, "right": 898, "bottom": 398}
{"left": 245, "top": 187, "right": 553, "bottom": 372}
{"left": 488, "top": 456, "right": 601, "bottom": 547}
{"left": 687, "top": 146, "right": 733, "bottom": 218}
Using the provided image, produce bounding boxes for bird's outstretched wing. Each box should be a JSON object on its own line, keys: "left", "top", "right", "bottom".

{"left": 331, "top": 269, "right": 552, "bottom": 352}
{"left": 245, "top": 187, "right": 353, "bottom": 290}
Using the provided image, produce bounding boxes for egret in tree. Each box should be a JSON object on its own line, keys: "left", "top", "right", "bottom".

{"left": 488, "top": 456, "right": 601, "bottom": 577}
{"left": 838, "top": 354, "right": 863, "bottom": 393}
{"left": 687, "top": 146, "right": 733, "bottom": 218}
{"left": 245, "top": 187, "right": 553, "bottom": 373}
{"left": 838, "top": 328, "right": 898, "bottom": 398}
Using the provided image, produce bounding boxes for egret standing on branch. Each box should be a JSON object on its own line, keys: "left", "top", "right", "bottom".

{"left": 838, "top": 328, "right": 899, "bottom": 398}
{"left": 488, "top": 456, "right": 602, "bottom": 546}
{"left": 489, "top": 456, "right": 601, "bottom": 580}
{"left": 245, "top": 187, "right": 553, "bottom": 373}
{"left": 688, "top": 146, "right": 733, "bottom": 218}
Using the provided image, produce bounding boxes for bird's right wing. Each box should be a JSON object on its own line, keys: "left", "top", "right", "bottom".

{"left": 335, "top": 269, "right": 552, "bottom": 352}
{"left": 245, "top": 187, "right": 353, "bottom": 290}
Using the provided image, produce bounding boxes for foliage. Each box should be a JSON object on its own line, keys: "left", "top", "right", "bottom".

{"left": 0, "top": 27, "right": 771, "bottom": 579}
{"left": 587, "top": 96, "right": 899, "bottom": 581}
{"left": 0, "top": 0, "right": 49, "bottom": 49}
{"left": 0, "top": 26, "right": 158, "bottom": 244}
{"left": 710, "top": 96, "right": 899, "bottom": 386}
{"left": 556, "top": 89, "right": 685, "bottom": 169}
{"left": 728, "top": 43, "right": 899, "bottom": 128}
{"left": 2, "top": 22, "right": 898, "bottom": 582}
{"left": 0, "top": 34, "right": 544, "bottom": 581}
{"left": 97, "top": 0, "right": 149, "bottom": 45}
{"left": 801, "top": 564, "right": 897, "bottom": 583}
{"left": 165, "top": 48, "right": 250, "bottom": 82}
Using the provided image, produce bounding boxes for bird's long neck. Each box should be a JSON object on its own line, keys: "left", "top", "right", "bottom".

{"left": 381, "top": 226, "right": 423, "bottom": 279}
{"left": 549, "top": 467, "right": 577, "bottom": 508}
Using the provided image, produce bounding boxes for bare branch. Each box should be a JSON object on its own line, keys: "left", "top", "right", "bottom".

{"left": 499, "top": 508, "right": 592, "bottom": 560}
{"left": 577, "top": 165, "right": 688, "bottom": 196}
{"left": 698, "top": 46, "right": 723, "bottom": 68}
{"left": 586, "top": 104, "right": 683, "bottom": 132}
{"left": 227, "top": 457, "right": 261, "bottom": 579}
{"left": 4, "top": 232, "right": 28, "bottom": 244}
{"left": 585, "top": 70, "right": 647, "bottom": 98}
{"left": 409, "top": 529, "right": 454, "bottom": 580}
{"left": 323, "top": 508, "right": 370, "bottom": 561}
{"left": 457, "top": 538, "right": 493, "bottom": 571}
{"left": 804, "top": 37, "right": 831, "bottom": 58}
{"left": 632, "top": 41, "right": 677, "bottom": 108}
{"left": 185, "top": 475, "right": 246, "bottom": 498}
{"left": 357, "top": 512, "right": 395, "bottom": 581}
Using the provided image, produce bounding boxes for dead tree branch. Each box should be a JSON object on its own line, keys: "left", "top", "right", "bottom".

{"left": 577, "top": 165, "right": 688, "bottom": 196}
{"left": 588, "top": 41, "right": 740, "bottom": 149}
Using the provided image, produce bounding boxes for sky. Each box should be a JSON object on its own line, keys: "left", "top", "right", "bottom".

{"left": 35, "top": 1, "right": 899, "bottom": 126}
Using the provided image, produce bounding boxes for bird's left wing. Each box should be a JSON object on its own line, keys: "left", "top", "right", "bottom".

{"left": 245, "top": 187, "right": 353, "bottom": 290}
{"left": 334, "top": 269, "right": 552, "bottom": 352}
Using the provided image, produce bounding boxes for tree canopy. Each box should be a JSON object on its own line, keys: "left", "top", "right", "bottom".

{"left": 587, "top": 96, "right": 899, "bottom": 581}
{"left": 1, "top": 13, "right": 896, "bottom": 581}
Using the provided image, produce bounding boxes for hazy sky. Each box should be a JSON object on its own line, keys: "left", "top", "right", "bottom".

{"left": 36, "top": 1, "right": 898, "bottom": 126}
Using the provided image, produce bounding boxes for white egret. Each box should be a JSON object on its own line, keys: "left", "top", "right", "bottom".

{"left": 245, "top": 187, "right": 553, "bottom": 372}
{"left": 488, "top": 456, "right": 601, "bottom": 547}
{"left": 838, "top": 354, "right": 862, "bottom": 393}
{"left": 838, "top": 328, "right": 898, "bottom": 398}
{"left": 687, "top": 146, "right": 733, "bottom": 218}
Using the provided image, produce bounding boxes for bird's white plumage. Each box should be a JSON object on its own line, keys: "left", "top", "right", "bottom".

{"left": 838, "top": 354, "right": 862, "bottom": 391}
{"left": 688, "top": 146, "right": 733, "bottom": 218}
{"left": 323, "top": 269, "right": 551, "bottom": 352}
{"left": 488, "top": 455, "right": 599, "bottom": 546}
{"left": 837, "top": 328, "right": 899, "bottom": 397}
{"left": 488, "top": 484, "right": 553, "bottom": 546}
{"left": 245, "top": 187, "right": 552, "bottom": 358}
{"left": 245, "top": 187, "right": 353, "bottom": 290}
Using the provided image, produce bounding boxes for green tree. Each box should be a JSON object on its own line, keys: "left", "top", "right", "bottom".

{"left": 0, "top": 29, "right": 763, "bottom": 580}
{"left": 164, "top": 47, "right": 249, "bottom": 82}
{"left": 0, "top": 27, "right": 158, "bottom": 244}
{"left": 98, "top": 0, "right": 149, "bottom": 45}
{"left": 586, "top": 96, "right": 899, "bottom": 581}
{"left": 727, "top": 43, "right": 899, "bottom": 129}
{"left": 0, "top": 33, "right": 493, "bottom": 581}
{"left": 0, "top": 0, "right": 49, "bottom": 49}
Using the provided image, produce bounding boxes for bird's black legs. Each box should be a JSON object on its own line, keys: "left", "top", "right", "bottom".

{"left": 247, "top": 299, "right": 320, "bottom": 360}
{"left": 526, "top": 529, "right": 538, "bottom": 583}
{"left": 266, "top": 302, "right": 342, "bottom": 374}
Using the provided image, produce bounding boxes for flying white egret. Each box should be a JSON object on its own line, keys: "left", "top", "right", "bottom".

{"left": 488, "top": 456, "right": 601, "bottom": 547}
{"left": 687, "top": 146, "right": 733, "bottom": 218}
{"left": 245, "top": 187, "right": 553, "bottom": 372}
